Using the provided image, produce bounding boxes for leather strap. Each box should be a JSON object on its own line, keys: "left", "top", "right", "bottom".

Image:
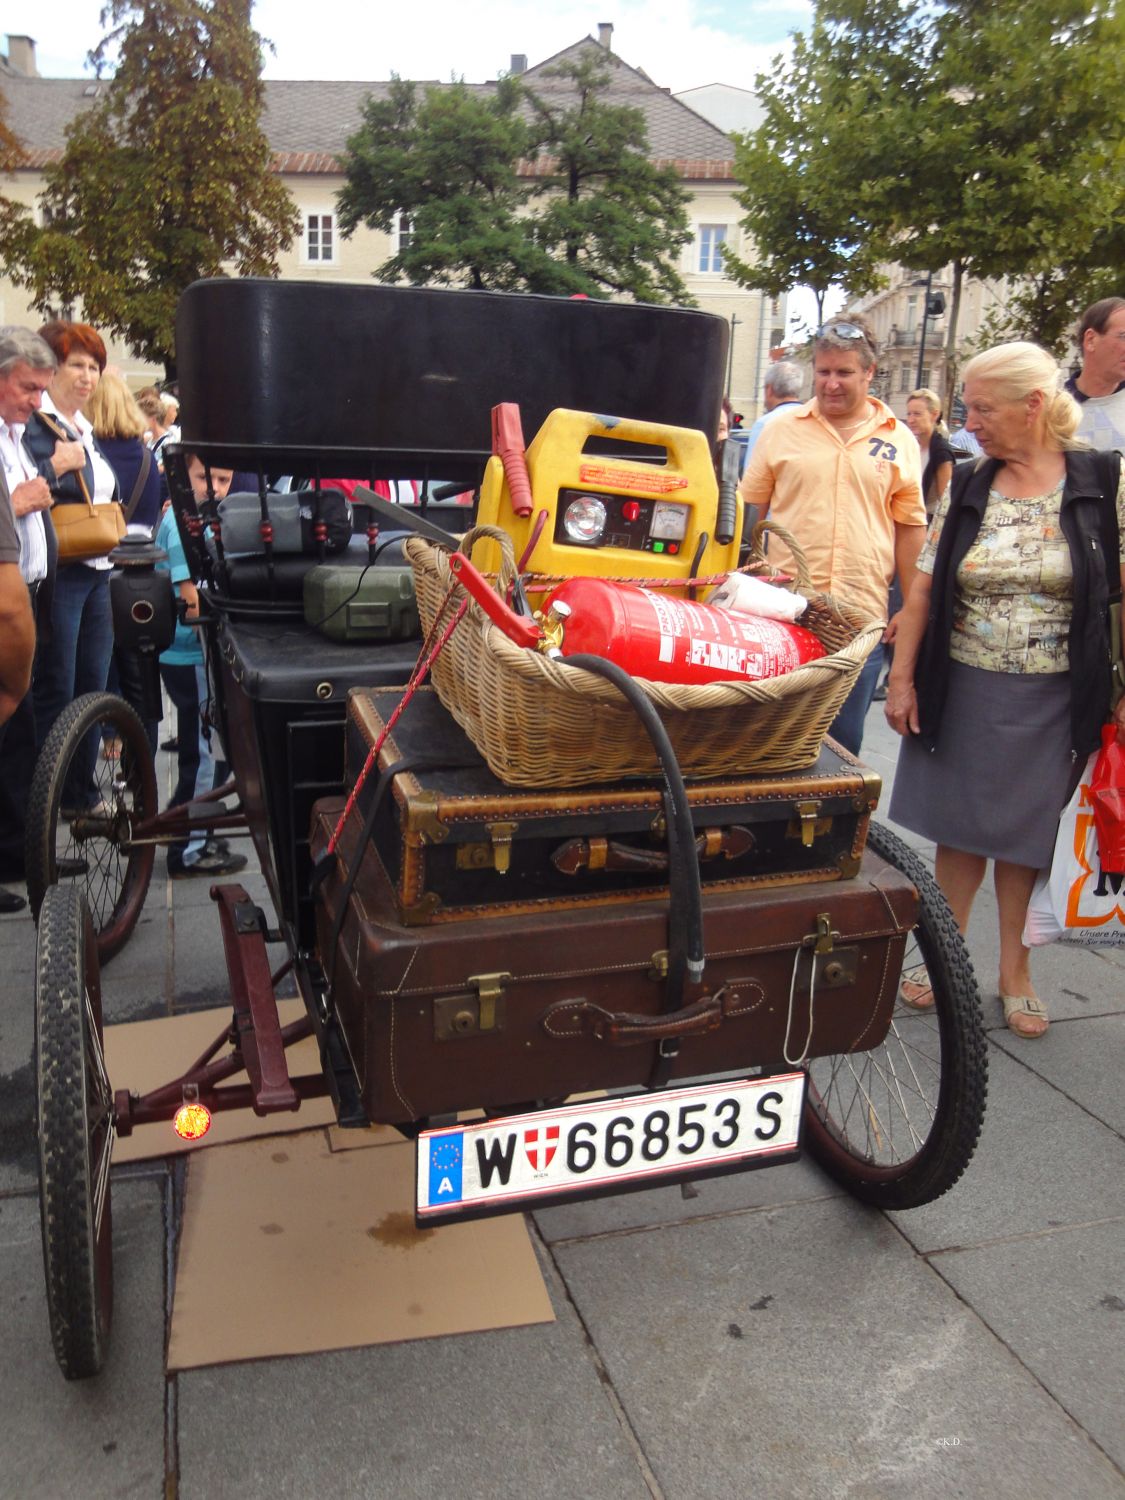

{"left": 542, "top": 989, "right": 745, "bottom": 1046}
{"left": 124, "top": 445, "right": 153, "bottom": 523}
{"left": 552, "top": 824, "right": 755, "bottom": 876}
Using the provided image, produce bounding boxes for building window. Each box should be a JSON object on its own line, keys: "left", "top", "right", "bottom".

{"left": 919, "top": 366, "right": 932, "bottom": 391}
{"left": 900, "top": 365, "right": 913, "bottom": 393}
{"left": 304, "top": 212, "right": 336, "bottom": 265}
{"left": 696, "top": 225, "right": 728, "bottom": 274}
{"left": 396, "top": 212, "right": 414, "bottom": 252}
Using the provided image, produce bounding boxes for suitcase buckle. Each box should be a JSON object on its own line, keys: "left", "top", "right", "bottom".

{"left": 433, "top": 972, "right": 511, "bottom": 1039}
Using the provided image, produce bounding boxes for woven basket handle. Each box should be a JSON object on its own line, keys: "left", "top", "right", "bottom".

{"left": 746, "top": 517, "right": 814, "bottom": 594}
{"left": 460, "top": 523, "right": 519, "bottom": 599}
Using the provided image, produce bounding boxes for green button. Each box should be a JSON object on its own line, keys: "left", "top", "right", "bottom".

{"left": 652, "top": 540, "right": 664, "bottom": 553}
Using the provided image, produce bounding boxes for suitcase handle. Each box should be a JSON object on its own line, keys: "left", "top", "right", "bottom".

{"left": 551, "top": 825, "right": 755, "bottom": 875}
{"left": 542, "top": 993, "right": 725, "bottom": 1045}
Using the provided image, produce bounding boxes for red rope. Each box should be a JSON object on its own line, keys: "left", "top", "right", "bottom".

{"left": 326, "top": 588, "right": 468, "bottom": 855}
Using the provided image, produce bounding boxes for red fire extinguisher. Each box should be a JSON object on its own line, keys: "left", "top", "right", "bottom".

{"left": 543, "top": 577, "right": 826, "bottom": 687}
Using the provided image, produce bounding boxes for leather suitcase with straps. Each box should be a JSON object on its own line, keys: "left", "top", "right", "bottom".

{"left": 310, "top": 799, "right": 917, "bottom": 1126}
{"left": 343, "top": 685, "right": 882, "bottom": 927}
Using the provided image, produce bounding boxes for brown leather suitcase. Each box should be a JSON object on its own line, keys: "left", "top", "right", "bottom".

{"left": 343, "top": 686, "right": 882, "bottom": 926}
{"left": 310, "top": 803, "right": 917, "bottom": 1126}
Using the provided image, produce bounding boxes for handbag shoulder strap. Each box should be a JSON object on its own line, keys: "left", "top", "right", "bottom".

{"left": 32, "top": 409, "right": 94, "bottom": 506}
{"left": 123, "top": 445, "right": 153, "bottom": 523}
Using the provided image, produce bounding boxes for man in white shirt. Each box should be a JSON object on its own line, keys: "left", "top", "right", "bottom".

{"left": 742, "top": 360, "right": 805, "bottom": 460}
{"left": 0, "top": 327, "right": 58, "bottom": 907}
{"left": 1065, "top": 296, "right": 1125, "bottom": 452}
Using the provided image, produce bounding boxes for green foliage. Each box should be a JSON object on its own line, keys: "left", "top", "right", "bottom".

{"left": 0, "top": 81, "right": 34, "bottom": 250}
{"left": 337, "top": 54, "right": 693, "bottom": 304}
{"left": 724, "top": 19, "right": 892, "bottom": 320}
{"left": 527, "top": 53, "right": 692, "bottom": 303}
{"left": 733, "top": 0, "right": 1125, "bottom": 369}
{"left": 336, "top": 75, "right": 557, "bottom": 292}
{"left": 0, "top": 0, "right": 298, "bottom": 376}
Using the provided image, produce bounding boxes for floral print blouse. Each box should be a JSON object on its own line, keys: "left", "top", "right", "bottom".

{"left": 916, "top": 467, "right": 1125, "bottom": 674}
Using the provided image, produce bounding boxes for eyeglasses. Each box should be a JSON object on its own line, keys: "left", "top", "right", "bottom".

{"left": 817, "top": 321, "right": 869, "bottom": 341}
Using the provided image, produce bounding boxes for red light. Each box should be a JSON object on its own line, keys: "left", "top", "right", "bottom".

{"left": 668, "top": 542, "right": 679, "bottom": 554}
{"left": 622, "top": 501, "right": 641, "bottom": 522}
{"left": 174, "top": 1101, "right": 212, "bottom": 1141}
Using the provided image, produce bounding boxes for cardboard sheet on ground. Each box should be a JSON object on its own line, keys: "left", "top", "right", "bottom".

{"left": 167, "top": 1130, "right": 554, "bottom": 1370}
{"left": 106, "top": 999, "right": 336, "bottom": 1163}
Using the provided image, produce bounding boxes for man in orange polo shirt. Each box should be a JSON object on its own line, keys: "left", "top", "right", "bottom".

{"left": 739, "top": 317, "right": 926, "bottom": 753}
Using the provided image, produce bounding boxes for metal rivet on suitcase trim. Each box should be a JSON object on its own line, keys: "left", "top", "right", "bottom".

{"left": 316, "top": 681, "right": 333, "bottom": 699}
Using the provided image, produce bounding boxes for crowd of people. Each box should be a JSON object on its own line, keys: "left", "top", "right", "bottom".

{"left": 736, "top": 294, "right": 1125, "bottom": 1040}
{"left": 1, "top": 295, "right": 1122, "bottom": 1042}
{"left": 0, "top": 319, "right": 244, "bottom": 915}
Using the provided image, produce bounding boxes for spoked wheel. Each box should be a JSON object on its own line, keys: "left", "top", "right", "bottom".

{"left": 27, "top": 692, "right": 157, "bottom": 965}
{"left": 803, "top": 820, "right": 988, "bottom": 1209}
{"left": 35, "top": 885, "right": 115, "bottom": 1379}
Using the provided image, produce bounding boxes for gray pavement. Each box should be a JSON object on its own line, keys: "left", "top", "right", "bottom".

{"left": 1, "top": 703, "right": 1122, "bottom": 1500}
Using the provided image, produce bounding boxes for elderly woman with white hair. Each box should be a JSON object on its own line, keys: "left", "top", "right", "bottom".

{"left": 885, "top": 341, "right": 1125, "bottom": 1038}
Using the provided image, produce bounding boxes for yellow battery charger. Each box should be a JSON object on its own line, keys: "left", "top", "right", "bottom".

{"left": 473, "top": 407, "right": 742, "bottom": 596}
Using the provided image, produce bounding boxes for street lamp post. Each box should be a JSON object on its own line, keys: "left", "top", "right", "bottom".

{"left": 914, "top": 272, "right": 947, "bottom": 393}
{"left": 726, "top": 313, "right": 741, "bottom": 397}
{"left": 916, "top": 271, "right": 933, "bottom": 391}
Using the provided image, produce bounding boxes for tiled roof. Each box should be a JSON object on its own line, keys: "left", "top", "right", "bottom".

{"left": 3, "top": 38, "right": 733, "bottom": 179}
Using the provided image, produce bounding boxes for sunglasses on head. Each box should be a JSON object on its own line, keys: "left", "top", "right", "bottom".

{"left": 817, "top": 321, "right": 868, "bottom": 341}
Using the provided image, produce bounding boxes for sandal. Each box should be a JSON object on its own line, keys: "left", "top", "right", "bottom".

{"left": 101, "top": 736, "right": 122, "bottom": 761}
{"left": 1000, "top": 991, "right": 1048, "bottom": 1039}
{"left": 899, "top": 963, "right": 934, "bottom": 1010}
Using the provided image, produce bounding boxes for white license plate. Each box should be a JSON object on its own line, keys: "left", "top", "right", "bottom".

{"left": 415, "top": 1073, "right": 806, "bottom": 1224}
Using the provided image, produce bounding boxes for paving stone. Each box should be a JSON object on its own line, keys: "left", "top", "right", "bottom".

{"left": 534, "top": 1155, "right": 839, "bottom": 1243}
{"left": 0, "top": 1180, "right": 168, "bottom": 1498}
{"left": 177, "top": 1247, "right": 651, "bottom": 1500}
{"left": 890, "top": 1044, "right": 1125, "bottom": 1254}
{"left": 554, "top": 1196, "right": 1124, "bottom": 1500}
{"left": 935, "top": 1219, "right": 1125, "bottom": 1473}
{"left": 991, "top": 1013, "right": 1125, "bottom": 1136}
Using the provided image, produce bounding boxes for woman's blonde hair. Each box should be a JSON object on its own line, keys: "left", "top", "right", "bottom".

{"left": 907, "top": 387, "right": 948, "bottom": 436}
{"left": 86, "top": 372, "right": 147, "bottom": 441}
{"left": 961, "top": 341, "right": 1082, "bottom": 450}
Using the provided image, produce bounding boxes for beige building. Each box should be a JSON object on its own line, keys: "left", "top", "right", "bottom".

{"left": 845, "top": 264, "right": 1017, "bottom": 418}
{"left": 1, "top": 29, "right": 782, "bottom": 420}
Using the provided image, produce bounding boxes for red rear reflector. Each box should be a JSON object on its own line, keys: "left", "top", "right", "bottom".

{"left": 174, "top": 1101, "right": 212, "bottom": 1141}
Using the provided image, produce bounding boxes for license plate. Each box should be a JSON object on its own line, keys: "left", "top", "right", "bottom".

{"left": 415, "top": 1072, "right": 806, "bottom": 1224}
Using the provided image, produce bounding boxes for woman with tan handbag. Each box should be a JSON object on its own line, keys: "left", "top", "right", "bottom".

{"left": 24, "top": 321, "right": 121, "bottom": 809}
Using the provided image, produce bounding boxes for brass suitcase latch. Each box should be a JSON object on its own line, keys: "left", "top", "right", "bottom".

{"left": 788, "top": 800, "right": 832, "bottom": 848}
{"left": 454, "top": 821, "right": 519, "bottom": 874}
{"left": 433, "top": 971, "right": 511, "bottom": 1040}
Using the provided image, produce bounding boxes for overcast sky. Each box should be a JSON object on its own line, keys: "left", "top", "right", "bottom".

{"left": 4, "top": 0, "right": 809, "bottom": 92}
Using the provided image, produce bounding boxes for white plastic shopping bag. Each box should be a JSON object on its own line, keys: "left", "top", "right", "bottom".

{"left": 1023, "top": 750, "right": 1125, "bottom": 947}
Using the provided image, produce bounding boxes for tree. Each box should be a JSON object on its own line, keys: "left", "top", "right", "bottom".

{"left": 0, "top": 81, "right": 31, "bottom": 247}
{"left": 723, "top": 19, "right": 894, "bottom": 323}
{"left": 337, "top": 53, "right": 693, "bottom": 304}
{"left": 336, "top": 75, "right": 557, "bottom": 292}
{"left": 0, "top": 0, "right": 298, "bottom": 378}
{"left": 526, "top": 53, "right": 692, "bottom": 303}
{"left": 733, "top": 0, "right": 1125, "bottom": 392}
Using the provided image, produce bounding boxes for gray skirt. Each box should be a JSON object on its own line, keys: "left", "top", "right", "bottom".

{"left": 888, "top": 661, "right": 1074, "bottom": 869}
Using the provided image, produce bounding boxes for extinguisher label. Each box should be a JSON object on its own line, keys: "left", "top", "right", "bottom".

{"left": 658, "top": 634, "right": 675, "bottom": 663}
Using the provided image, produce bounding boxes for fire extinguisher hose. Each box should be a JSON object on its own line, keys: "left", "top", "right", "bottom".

{"left": 562, "top": 654, "right": 705, "bottom": 1087}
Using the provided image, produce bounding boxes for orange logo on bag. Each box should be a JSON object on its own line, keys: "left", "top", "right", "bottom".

{"left": 1064, "top": 786, "right": 1125, "bottom": 929}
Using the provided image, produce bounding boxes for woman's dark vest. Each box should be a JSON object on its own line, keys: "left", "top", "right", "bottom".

{"left": 915, "top": 450, "right": 1122, "bottom": 758}
{"left": 24, "top": 409, "right": 98, "bottom": 504}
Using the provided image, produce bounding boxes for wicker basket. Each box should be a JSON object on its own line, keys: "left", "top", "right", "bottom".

{"left": 405, "top": 524, "right": 884, "bottom": 786}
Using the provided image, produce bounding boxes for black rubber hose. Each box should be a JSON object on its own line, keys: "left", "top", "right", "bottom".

{"left": 561, "top": 654, "right": 705, "bottom": 1010}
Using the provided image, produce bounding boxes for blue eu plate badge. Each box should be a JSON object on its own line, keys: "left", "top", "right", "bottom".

{"left": 427, "top": 1133, "right": 464, "bottom": 1205}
